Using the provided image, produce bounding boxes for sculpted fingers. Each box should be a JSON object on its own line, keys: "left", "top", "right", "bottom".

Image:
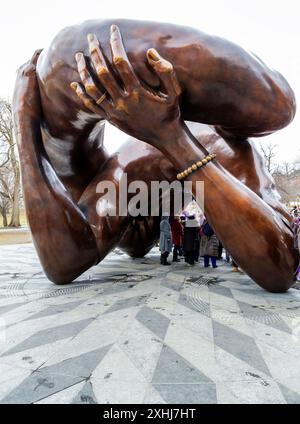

{"left": 70, "top": 82, "right": 103, "bottom": 115}
{"left": 20, "top": 49, "right": 43, "bottom": 78}
{"left": 30, "top": 49, "right": 43, "bottom": 65}
{"left": 147, "top": 48, "right": 181, "bottom": 102}
{"left": 75, "top": 52, "right": 103, "bottom": 100}
{"left": 110, "top": 25, "right": 140, "bottom": 92}
{"left": 87, "top": 33, "right": 120, "bottom": 100}
{"left": 73, "top": 51, "right": 110, "bottom": 114}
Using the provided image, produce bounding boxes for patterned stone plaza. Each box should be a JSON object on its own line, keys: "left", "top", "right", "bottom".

{"left": 0, "top": 243, "right": 300, "bottom": 404}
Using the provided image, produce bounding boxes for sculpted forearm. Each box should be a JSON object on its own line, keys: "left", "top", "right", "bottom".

{"left": 13, "top": 56, "right": 99, "bottom": 284}
{"left": 164, "top": 125, "right": 298, "bottom": 291}
{"left": 16, "top": 111, "right": 99, "bottom": 283}
{"left": 197, "top": 165, "right": 297, "bottom": 291}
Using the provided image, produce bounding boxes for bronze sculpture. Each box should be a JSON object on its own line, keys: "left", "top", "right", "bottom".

{"left": 13, "top": 19, "right": 299, "bottom": 291}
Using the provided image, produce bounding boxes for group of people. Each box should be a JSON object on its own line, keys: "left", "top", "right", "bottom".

{"left": 290, "top": 207, "right": 300, "bottom": 281}
{"left": 159, "top": 215, "right": 221, "bottom": 268}
{"left": 159, "top": 206, "right": 300, "bottom": 279}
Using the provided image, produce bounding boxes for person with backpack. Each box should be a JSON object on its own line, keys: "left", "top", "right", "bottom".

{"left": 200, "top": 219, "right": 219, "bottom": 268}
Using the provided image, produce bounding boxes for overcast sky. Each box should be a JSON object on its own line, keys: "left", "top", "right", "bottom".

{"left": 1, "top": 0, "right": 299, "bottom": 161}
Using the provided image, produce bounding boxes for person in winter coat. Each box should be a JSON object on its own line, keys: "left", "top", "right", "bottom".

{"left": 179, "top": 216, "right": 186, "bottom": 256}
{"left": 183, "top": 215, "right": 198, "bottom": 265}
{"left": 171, "top": 216, "right": 184, "bottom": 262}
{"left": 200, "top": 219, "right": 219, "bottom": 268}
{"left": 218, "top": 242, "right": 223, "bottom": 260}
{"left": 194, "top": 223, "right": 201, "bottom": 262}
{"left": 159, "top": 216, "right": 172, "bottom": 265}
{"left": 295, "top": 220, "right": 300, "bottom": 281}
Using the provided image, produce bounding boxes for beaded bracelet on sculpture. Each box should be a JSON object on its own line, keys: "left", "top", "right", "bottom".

{"left": 176, "top": 153, "right": 216, "bottom": 180}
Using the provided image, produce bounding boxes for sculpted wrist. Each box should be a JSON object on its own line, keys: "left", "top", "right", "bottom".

{"left": 176, "top": 153, "right": 216, "bottom": 180}
{"left": 158, "top": 122, "right": 209, "bottom": 169}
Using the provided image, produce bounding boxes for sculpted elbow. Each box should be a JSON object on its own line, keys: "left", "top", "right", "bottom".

{"left": 268, "top": 73, "right": 297, "bottom": 131}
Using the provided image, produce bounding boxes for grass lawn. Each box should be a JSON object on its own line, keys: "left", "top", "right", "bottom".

{"left": 0, "top": 210, "right": 31, "bottom": 244}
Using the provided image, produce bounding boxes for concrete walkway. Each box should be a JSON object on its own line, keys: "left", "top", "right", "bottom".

{"left": 0, "top": 243, "right": 300, "bottom": 404}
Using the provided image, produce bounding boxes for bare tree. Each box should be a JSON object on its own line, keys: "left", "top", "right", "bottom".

{"left": 259, "top": 141, "right": 278, "bottom": 174}
{"left": 273, "top": 158, "right": 300, "bottom": 205}
{"left": 0, "top": 98, "right": 21, "bottom": 227}
{"left": 0, "top": 161, "right": 15, "bottom": 226}
{"left": 278, "top": 161, "right": 296, "bottom": 178}
{"left": 0, "top": 195, "right": 10, "bottom": 227}
{"left": 294, "top": 153, "right": 300, "bottom": 171}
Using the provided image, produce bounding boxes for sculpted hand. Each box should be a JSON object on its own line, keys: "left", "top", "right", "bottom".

{"left": 71, "top": 25, "right": 182, "bottom": 149}
{"left": 13, "top": 49, "right": 43, "bottom": 148}
{"left": 13, "top": 50, "right": 42, "bottom": 117}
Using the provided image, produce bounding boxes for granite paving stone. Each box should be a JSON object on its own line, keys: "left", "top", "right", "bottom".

{"left": 0, "top": 243, "right": 299, "bottom": 404}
